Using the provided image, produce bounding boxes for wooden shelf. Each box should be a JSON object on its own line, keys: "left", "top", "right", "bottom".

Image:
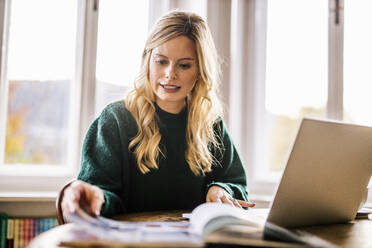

{"left": 0, "top": 192, "right": 57, "bottom": 202}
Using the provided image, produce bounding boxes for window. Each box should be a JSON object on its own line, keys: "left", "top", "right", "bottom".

{"left": 0, "top": 0, "right": 150, "bottom": 194}
{"left": 344, "top": 0, "right": 372, "bottom": 126}
{"left": 256, "top": 0, "right": 328, "bottom": 181}
{"left": 95, "top": 0, "right": 149, "bottom": 115}
{"left": 0, "top": 0, "right": 79, "bottom": 192}
{"left": 250, "top": 0, "right": 372, "bottom": 200}
{"left": 2, "top": 0, "right": 77, "bottom": 166}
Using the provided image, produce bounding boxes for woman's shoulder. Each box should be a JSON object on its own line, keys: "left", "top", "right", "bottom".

{"left": 98, "top": 100, "right": 136, "bottom": 127}
{"left": 213, "top": 117, "right": 225, "bottom": 131}
{"left": 103, "top": 100, "right": 129, "bottom": 114}
{"left": 213, "top": 117, "right": 233, "bottom": 140}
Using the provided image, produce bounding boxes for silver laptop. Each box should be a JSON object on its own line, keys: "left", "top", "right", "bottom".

{"left": 266, "top": 118, "right": 372, "bottom": 228}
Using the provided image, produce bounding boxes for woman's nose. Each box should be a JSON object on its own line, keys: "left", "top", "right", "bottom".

{"left": 165, "top": 65, "right": 177, "bottom": 80}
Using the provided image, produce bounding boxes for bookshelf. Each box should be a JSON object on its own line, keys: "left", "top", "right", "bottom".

{"left": 1, "top": 213, "right": 58, "bottom": 248}
{"left": 0, "top": 193, "right": 58, "bottom": 248}
{"left": 0, "top": 192, "right": 56, "bottom": 217}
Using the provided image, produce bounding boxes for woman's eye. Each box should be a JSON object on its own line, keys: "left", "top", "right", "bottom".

{"left": 179, "top": 64, "right": 191, "bottom": 69}
{"left": 156, "top": 59, "right": 168, "bottom": 65}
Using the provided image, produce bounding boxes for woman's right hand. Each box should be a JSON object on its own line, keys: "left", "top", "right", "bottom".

{"left": 61, "top": 180, "right": 105, "bottom": 218}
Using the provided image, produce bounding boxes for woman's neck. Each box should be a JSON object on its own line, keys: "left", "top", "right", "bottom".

{"left": 155, "top": 100, "right": 186, "bottom": 114}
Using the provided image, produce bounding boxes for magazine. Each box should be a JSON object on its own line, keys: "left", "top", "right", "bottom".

{"left": 60, "top": 202, "right": 334, "bottom": 247}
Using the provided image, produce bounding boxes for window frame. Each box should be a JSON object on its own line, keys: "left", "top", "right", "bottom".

{"left": 243, "top": 0, "right": 367, "bottom": 203}
{"left": 0, "top": 0, "right": 10, "bottom": 174}
{"left": 229, "top": 0, "right": 278, "bottom": 198}
{"left": 0, "top": 0, "right": 99, "bottom": 194}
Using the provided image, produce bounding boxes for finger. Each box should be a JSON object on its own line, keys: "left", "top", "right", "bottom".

{"left": 64, "top": 181, "right": 96, "bottom": 215}
{"left": 237, "top": 199, "right": 256, "bottom": 208}
{"left": 61, "top": 200, "right": 73, "bottom": 216}
{"left": 78, "top": 185, "right": 100, "bottom": 215}
{"left": 221, "top": 195, "right": 234, "bottom": 207}
{"left": 90, "top": 200, "right": 102, "bottom": 216}
{"left": 232, "top": 199, "right": 243, "bottom": 209}
{"left": 89, "top": 187, "right": 105, "bottom": 216}
{"left": 62, "top": 186, "right": 82, "bottom": 215}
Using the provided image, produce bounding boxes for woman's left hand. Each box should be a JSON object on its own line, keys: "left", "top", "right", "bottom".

{"left": 206, "top": 185, "right": 255, "bottom": 209}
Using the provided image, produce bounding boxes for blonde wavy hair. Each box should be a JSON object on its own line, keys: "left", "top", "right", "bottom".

{"left": 125, "top": 10, "right": 223, "bottom": 175}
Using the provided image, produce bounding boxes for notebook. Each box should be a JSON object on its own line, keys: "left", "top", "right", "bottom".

{"left": 265, "top": 118, "right": 372, "bottom": 228}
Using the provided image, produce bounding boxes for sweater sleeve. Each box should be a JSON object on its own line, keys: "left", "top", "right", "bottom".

{"left": 77, "top": 104, "right": 127, "bottom": 217}
{"left": 206, "top": 119, "right": 249, "bottom": 202}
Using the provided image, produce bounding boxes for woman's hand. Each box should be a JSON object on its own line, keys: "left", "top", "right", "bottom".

{"left": 61, "top": 180, "right": 105, "bottom": 217}
{"left": 206, "top": 185, "right": 255, "bottom": 209}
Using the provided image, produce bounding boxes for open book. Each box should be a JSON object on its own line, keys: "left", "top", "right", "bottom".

{"left": 61, "top": 203, "right": 333, "bottom": 247}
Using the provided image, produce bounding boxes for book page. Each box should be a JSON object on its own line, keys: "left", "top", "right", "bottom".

{"left": 64, "top": 208, "right": 202, "bottom": 244}
{"left": 188, "top": 203, "right": 266, "bottom": 236}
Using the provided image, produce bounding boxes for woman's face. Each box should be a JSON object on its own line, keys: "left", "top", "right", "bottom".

{"left": 149, "top": 35, "right": 198, "bottom": 114}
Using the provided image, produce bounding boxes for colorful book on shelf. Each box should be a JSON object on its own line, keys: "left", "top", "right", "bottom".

{"left": 19, "top": 218, "right": 24, "bottom": 248}
{"left": 13, "top": 219, "right": 19, "bottom": 248}
{"left": 34, "top": 218, "right": 40, "bottom": 237}
{"left": 0, "top": 213, "right": 8, "bottom": 248}
{"left": 6, "top": 219, "right": 14, "bottom": 248}
{"left": 23, "top": 218, "right": 34, "bottom": 248}
{"left": 28, "top": 219, "right": 35, "bottom": 246}
{"left": 0, "top": 216, "right": 58, "bottom": 248}
{"left": 24, "top": 219, "right": 29, "bottom": 247}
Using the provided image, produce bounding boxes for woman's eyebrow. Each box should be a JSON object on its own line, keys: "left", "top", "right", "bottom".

{"left": 179, "top": 57, "right": 195, "bottom": 61}
{"left": 154, "top": 53, "right": 195, "bottom": 61}
{"left": 153, "top": 53, "right": 167, "bottom": 58}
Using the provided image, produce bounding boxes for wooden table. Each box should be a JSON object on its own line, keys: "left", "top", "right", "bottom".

{"left": 28, "top": 210, "right": 372, "bottom": 248}
{"left": 299, "top": 219, "right": 372, "bottom": 248}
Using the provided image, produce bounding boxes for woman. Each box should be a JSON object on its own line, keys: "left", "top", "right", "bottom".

{"left": 60, "top": 10, "right": 254, "bottom": 220}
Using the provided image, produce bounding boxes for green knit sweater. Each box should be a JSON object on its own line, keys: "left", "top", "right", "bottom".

{"left": 78, "top": 101, "right": 248, "bottom": 217}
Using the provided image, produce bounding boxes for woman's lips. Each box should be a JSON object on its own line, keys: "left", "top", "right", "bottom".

{"left": 159, "top": 83, "right": 181, "bottom": 92}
